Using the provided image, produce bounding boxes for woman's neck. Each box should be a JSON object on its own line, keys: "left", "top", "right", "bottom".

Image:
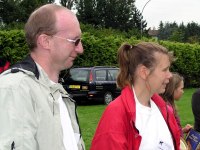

{"left": 133, "top": 85, "right": 152, "bottom": 107}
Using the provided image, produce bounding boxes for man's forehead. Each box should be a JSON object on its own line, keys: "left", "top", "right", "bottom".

{"left": 56, "top": 12, "right": 81, "bottom": 38}
{"left": 55, "top": 10, "right": 78, "bottom": 28}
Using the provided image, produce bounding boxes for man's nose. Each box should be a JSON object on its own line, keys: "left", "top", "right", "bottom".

{"left": 75, "top": 41, "right": 84, "bottom": 54}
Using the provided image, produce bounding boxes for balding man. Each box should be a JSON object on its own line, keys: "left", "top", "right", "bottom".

{"left": 0, "top": 4, "right": 85, "bottom": 150}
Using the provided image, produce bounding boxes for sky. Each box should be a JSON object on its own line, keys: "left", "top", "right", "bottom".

{"left": 135, "top": 0, "right": 200, "bottom": 29}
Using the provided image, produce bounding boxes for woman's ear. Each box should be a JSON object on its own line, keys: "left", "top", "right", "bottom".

{"left": 138, "top": 65, "right": 150, "bottom": 80}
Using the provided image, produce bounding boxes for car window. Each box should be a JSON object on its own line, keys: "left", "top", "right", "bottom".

{"left": 95, "top": 70, "right": 106, "bottom": 81}
{"left": 108, "top": 69, "right": 119, "bottom": 81}
{"left": 70, "top": 69, "right": 89, "bottom": 82}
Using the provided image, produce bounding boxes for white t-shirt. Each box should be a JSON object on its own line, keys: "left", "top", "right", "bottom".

{"left": 49, "top": 79, "right": 78, "bottom": 150}
{"left": 133, "top": 88, "right": 174, "bottom": 150}
{"left": 58, "top": 94, "right": 78, "bottom": 150}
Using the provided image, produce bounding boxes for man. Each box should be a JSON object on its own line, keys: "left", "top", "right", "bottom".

{"left": 0, "top": 4, "right": 85, "bottom": 150}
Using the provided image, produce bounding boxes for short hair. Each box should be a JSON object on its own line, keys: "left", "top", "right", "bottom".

{"left": 24, "top": 4, "right": 65, "bottom": 50}
{"left": 117, "top": 42, "right": 174, "bottom": 88}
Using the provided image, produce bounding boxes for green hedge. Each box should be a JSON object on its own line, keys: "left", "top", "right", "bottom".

{"left": 1, "top": 30, "right": 200, "bottom": 87}
{"left": 0, "top": 30, "right": 28, "bottom": 64}
{"left": 159, "top": 41, "right": 200, "bottom": 87}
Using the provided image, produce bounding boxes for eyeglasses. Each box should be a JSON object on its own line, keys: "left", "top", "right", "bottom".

{"left": 53, "top": 35, "right": 81, "bottom": 46}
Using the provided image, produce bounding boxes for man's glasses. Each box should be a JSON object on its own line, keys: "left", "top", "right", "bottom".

{"left": 53, "top": 35, "right": 81, "bottom": 46}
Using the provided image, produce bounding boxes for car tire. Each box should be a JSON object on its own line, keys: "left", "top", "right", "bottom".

{"left": 104, "top": 92, "right": 113, "bottom": 105}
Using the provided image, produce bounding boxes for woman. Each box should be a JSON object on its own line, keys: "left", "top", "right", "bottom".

{"left": 90, "top": 42, "right": 180, "bottom": 150}
{"left": 160, "top": 73, "right": 192, "bottom": 137}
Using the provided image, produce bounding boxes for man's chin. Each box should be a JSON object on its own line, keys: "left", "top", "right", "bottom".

{"left": 65, "top": 62, "right": 73, "bottom": 69}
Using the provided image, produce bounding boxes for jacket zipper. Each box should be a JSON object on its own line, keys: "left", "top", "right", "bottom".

{"left": 50, "top": 93, "right": 55, "bottom": 115}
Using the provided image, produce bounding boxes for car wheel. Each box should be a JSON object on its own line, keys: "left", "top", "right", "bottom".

{"left": 104, "top": 92, "right": 113, "bottom": 105}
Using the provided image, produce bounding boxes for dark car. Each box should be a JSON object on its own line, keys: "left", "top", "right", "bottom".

{"left": 61, "top": 66, "right": 121, "bottom": 104}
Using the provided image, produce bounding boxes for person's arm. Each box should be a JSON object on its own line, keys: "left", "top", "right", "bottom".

{"left": 0, "top": 84, "right": 37, "bottom": 150}
{"left": 192, "top": 89, "right": 200, "bottom": 132}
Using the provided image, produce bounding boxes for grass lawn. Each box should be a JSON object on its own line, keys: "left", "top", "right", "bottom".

{"left": 77, "top": 88, "right": 197, "bottom": 150}
{"left": 77, "top": 104, "right": 106, "bottom": 150}
{"left": 176, "top": 88, "right": 196, "bottom": 126}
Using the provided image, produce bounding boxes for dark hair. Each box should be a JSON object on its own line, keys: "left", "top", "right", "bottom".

{"left": 25, "top": 4, "right": 64, "bottom": 50}
{"left": 117, "top": 42, "right": 174, "bottom": 89}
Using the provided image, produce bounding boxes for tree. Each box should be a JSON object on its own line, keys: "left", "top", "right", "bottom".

{"left": 158, "top": 21, "right": 200, "bottom": 43}
{"left": 75, "top": 0, "right": 147, "bottom": 32}
{"left": 20, "top": 0, "right": 55, "bottom": 22}
{"left": 185, "top": 22, "right": 200, "bottom": 43}
{"left": 0, "top": 0, "right": 55, "bottom": 25}
{"left": 169, "top": 29, "right": 184, "bottom": 42}
{"left": 158, "top": 21, "right": 178, "bottom": 41}
{"left": 0, "top": 0, "right": 21, "bottom": 24}
{"left": 75, "top": 0, "right": 99, "bottom": 25}
{"left": 60, "top": 0, "right": 75, "bottom": 9}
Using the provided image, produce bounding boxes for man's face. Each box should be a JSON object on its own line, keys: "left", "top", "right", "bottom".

{"left": 50, "top": 10, "right": 83, "bottom": 71}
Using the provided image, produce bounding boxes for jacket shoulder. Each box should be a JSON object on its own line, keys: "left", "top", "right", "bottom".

{"left": 0, "top": 69, "right": 35, "bottom": 90}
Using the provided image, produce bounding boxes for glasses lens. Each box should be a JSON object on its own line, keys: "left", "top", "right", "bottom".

{"left": 75, "top": 39, "right": 81, "bottom": 46}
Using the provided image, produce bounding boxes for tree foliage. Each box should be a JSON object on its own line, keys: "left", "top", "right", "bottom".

{"left": 0, "top": 0, "right": 21, "bottom": 24}
{"left": 0, "top": 0, "right": 55, "bottom": 25}
{"left": 158, "top": 21, "right": 200, "bottom": 44}
{"left": 60, "top": 0, "right": 75, "bottom": 9}
{"left": 1, "top": 0, "right": 148, "bottom": 34}
{"left": 75, "top": 0, "right": 147, "bottom": 32}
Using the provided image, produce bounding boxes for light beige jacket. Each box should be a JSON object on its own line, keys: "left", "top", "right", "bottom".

{"left": 0, "top": 56, "right": 85, "bottom": 150}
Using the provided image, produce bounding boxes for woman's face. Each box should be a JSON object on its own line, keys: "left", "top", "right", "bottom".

{"left": 147, "top": 52, "right": 172, "bottom": 94}
{"left": 173, "top": 80, "right": 184, "bottom": 100}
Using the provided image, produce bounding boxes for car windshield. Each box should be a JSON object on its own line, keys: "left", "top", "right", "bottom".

{"left": 69, "top": 69, "right": 89, "bottom": 82}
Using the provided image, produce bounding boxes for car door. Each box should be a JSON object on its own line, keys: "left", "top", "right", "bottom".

{"left": 94, "top": 69, "right": 107, "bottom": 96}
{"left": 107, "top": 68, "right": 120, "bottom": 96}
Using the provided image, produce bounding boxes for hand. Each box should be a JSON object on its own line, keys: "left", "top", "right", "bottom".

{"left": 182, "top": 124, "right": 193, "bottom": 133}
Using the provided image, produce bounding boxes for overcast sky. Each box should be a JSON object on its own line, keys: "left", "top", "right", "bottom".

{"left": 135, "top": 0, "right": 200, "bottom": 29}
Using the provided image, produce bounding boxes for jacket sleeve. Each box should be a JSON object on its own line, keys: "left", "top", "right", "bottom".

{"left": 0, "top": 83, "right": 38, "bottom": 150}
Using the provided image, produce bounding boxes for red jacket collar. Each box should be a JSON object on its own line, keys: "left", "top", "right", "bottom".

{"left": 120, "top": 86, "right": 167, "bottom": 122}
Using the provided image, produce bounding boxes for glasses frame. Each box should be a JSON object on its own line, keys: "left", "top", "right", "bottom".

{"left": 53, "top": 35, "right": 81, "bottom": 46}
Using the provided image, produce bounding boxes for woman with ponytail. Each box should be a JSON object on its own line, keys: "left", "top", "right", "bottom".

{"left": 91, "top": 42, "right": 181, "bottom": 150}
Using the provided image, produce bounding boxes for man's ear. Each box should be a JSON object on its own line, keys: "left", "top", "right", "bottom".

{"left": 37, "top": 34, "right": 51, "bottom": 49}
{"left": 138, "top": 65, "right": 150, "bottom": 80}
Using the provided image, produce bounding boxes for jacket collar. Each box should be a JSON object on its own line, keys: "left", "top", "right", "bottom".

{"left": 120, "top": 86, "right": 167, "bottom": 122}
{"left": 9, "top": 55, "right": 69, "bottom": 97}
{"left": 10, "top": 55, "right": 39, "bottom": 79}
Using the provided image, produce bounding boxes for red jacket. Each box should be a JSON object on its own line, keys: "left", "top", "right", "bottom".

{"left": 0, "top": 61, "right": 10, "bottom": 73}
{"left": 91, "top": 86, "right": 180, "bottom": 150}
